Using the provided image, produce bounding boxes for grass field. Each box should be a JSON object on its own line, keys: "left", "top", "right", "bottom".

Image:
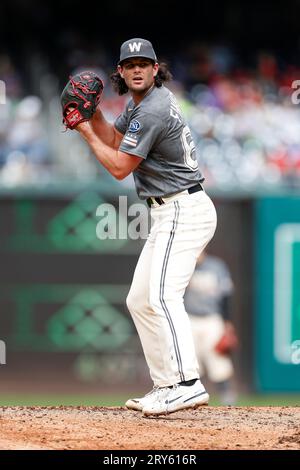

{"left": 0, "top": 393, "right": 299, "bottom": 407}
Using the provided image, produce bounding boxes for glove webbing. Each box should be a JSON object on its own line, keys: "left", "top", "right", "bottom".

{"left": 69, "top": 76, "right": 98, "bottom": 108}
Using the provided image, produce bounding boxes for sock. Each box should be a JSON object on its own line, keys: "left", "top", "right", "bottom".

{"left": 167, "top": 378, "right": 198, "bottom": 388}
{"left": 179, "top": 378, "right": 198, "bottom": 387}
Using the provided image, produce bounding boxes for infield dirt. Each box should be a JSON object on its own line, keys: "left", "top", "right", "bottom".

{"left": 0, "top": 406, "right": 299, "bottom": 450}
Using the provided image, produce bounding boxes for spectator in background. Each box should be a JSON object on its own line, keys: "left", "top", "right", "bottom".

{"left": 0, "top": 54, "right": 22, "bottom": 100}
{"left": 1, "top": 96, "right": 50, "bottom": 185}
{"left": 7, "top": 96, "right": 48, "bottom": 164}
{"left": 184, "top": 250, "right": 238, "bottom": 405}
{"left": 2, "top": 45, "right": 300, "bottom": 188}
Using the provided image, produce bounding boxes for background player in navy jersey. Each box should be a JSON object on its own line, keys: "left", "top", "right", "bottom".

{"left": 185, "top": 250, "right": 238, "bottom": 405}
{"left": 62, "top": 38, "right": 217, "bottom": 416}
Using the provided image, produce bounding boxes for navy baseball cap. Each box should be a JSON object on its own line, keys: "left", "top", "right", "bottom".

{"left": 118, "top": 38, "right": 157, "bottom": 65}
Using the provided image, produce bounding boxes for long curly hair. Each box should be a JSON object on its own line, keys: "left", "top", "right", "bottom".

{"left": 110, "top": 62, "right": 172, "bottom": 96}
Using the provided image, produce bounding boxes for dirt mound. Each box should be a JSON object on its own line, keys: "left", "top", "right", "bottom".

{"left": 0, "top": 406, "right": 299, "bottom": 450}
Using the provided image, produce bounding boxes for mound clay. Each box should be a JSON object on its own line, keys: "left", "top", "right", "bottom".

{"left": 0, "top": 406, "right": 299, "bottom": 450}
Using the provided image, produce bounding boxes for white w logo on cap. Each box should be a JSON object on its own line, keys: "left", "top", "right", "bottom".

{"left": 129, "top": 42, "right": 142, "bottom": 52}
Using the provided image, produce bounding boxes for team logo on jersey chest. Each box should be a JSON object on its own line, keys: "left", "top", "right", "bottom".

{"left": 128, "top": 120, "right": 141, "bottom": 133}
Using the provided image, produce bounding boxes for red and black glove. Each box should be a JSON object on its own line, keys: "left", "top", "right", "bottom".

{"left": 214, "top": 322, "right": 239, "bottom": 355}
{"left": 61, "top": 71, "right": 104, "bottom": 129}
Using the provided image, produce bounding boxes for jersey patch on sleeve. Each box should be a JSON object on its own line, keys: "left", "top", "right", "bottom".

{"left": 128, "top": 119, "right": 141, "bottom": 133}
{"left": 123, "top": 132, "right": 138, "bottom": 148}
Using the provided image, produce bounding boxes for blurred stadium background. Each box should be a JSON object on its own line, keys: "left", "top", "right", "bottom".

{"left": 0, "top": 0, "right": 300, "bottom": 406}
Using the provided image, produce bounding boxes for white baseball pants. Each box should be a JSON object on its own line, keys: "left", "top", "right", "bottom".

{"left": 126, "top": 189, "right": 217, "bottom": 387}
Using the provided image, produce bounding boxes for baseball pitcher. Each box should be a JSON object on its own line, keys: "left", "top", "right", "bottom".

{"left": 61, "top": 38, "right": 217, "bottom": 416}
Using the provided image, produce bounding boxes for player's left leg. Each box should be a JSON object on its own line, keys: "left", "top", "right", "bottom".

{"left": 126, "top": 231, "right": 169, "bottom": 411}
{"left": 143, "top": 191, "right": 217, "bottom": 415}
{"left": 126, "top": 222, "right": 165, "bottom": 387}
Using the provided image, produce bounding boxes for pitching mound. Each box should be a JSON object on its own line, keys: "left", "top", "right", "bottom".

{"left": 0, "top": 406, "right": 299, "bottom": 450}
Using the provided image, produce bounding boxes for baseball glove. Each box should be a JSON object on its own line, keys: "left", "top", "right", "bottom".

{"left": 61, "top": 71, "right": 104, "bottom": 129}
{"left": 214, "top": 322, "right": 239, "bottom": 355}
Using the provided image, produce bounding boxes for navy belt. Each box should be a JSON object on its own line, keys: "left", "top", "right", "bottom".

{"left": 146, "top": 183, "right": 203, "bottom": 208}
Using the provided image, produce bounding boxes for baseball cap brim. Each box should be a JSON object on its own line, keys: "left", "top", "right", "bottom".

{"left": 118, "top": 55, "right": 156, "bottom": 65}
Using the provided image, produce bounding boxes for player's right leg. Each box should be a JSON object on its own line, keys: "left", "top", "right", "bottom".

{"left": 126, "top": 214, "right": 170, "bottom": 401}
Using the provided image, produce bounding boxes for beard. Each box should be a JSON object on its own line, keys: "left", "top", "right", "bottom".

{"left": 128, "top": 77, "right": 154, "bottom": 94}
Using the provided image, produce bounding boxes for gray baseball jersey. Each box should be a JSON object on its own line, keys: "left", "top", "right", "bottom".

{"left": 114, "top": 85, "right": 204, "bottom": 199}
{"left": 184, "top": 255, "right": 234, "bottom": 317}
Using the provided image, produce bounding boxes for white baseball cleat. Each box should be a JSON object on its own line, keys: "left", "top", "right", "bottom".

{"left": 142, "top": 380, "right": 209, "bottom": 416}
{"left": 125, "top": 386, "right": 167, "bottom": 411}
